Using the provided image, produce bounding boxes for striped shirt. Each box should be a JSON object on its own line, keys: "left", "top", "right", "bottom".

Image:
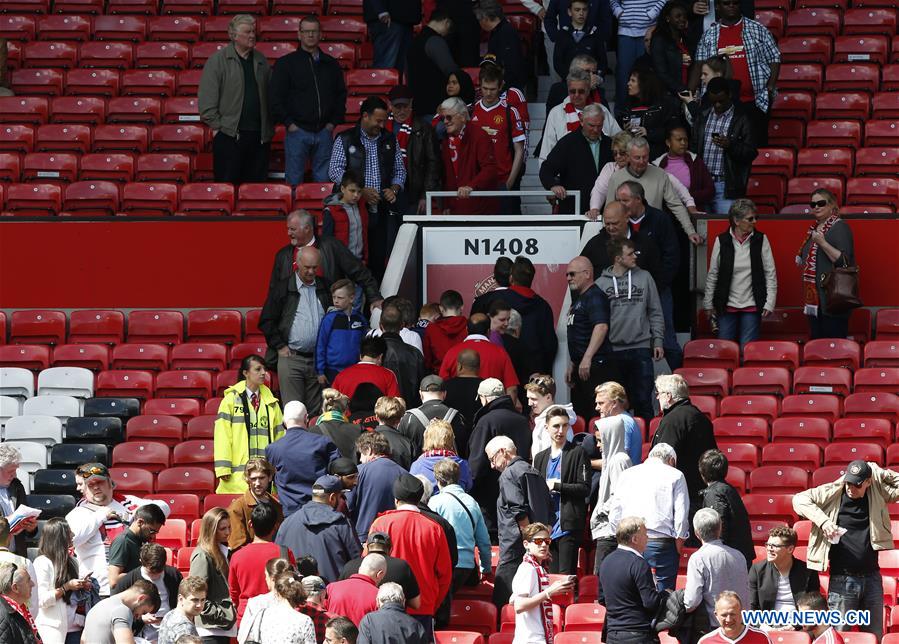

{"left": 288, "top": 276, "right": 324, "bottom": 351}
{"left": 702, "top": 105, "right": 735, "bottom": 177}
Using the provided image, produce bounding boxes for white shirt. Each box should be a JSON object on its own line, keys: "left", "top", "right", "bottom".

{"left": 142, "top": 568, "right": 170, "bottom": 641}
{"left": 530, "top": 403, "right": 576, "bottom": 460}
{"left": 772, "top": 569, "right": 795, "bottom": 612}
{"left": 608, "top": 458, "right": 690, "bottom": 539}
{"left": 539, "top": 99, "right": 621, "bottom": 163}
{"left": 511, "top": 562, "right": 546, "bottom": 644}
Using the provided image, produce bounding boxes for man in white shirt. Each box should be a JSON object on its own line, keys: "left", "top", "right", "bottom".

{"left": 609, "top": 442, "right": 689, "bottom": 591}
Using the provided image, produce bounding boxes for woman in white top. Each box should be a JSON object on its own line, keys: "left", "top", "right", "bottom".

{"left": 236, "top": 556, "right": 292, "bottom": 644}
{"left": 244, "top": 569, "right": 315, "bottom": 644}
{"left": 511, "top": 523, "right": 574, "bottom": 643}
{"left": 33, "top": 518, "right": 92, "bottom": 644}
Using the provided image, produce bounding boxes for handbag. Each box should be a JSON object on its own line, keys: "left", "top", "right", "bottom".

{"left": 244, "top": 607, "right": 267, "bottom": 644}
{"left": 822, "top": 257, "right": 862, "bottom": 315}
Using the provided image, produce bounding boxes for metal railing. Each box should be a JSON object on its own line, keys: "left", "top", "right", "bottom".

{"left": 424, "top": 190, "right": 581, "bottom": 217}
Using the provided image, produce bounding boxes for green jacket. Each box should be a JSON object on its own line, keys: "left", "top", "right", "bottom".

{"left": 792, "top": 463, "right": 899, "bottom": 572}
{"left": 198, "top": 42, "right": 273, "bottom": 142}
{"left": 213, "top": 381, "right": 284, "bottom": 493}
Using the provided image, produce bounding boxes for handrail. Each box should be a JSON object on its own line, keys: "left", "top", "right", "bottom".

{"left": 424, "top": 190, "right": 581, "bottom": 217}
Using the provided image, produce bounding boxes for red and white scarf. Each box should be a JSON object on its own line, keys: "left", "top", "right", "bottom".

{"left": 799, "top": 214, "right": 839, "bottom": 316}
{"left": 394, "top": 121, "right": 413, "bottom": 167}
{"left": 422, "top": 449, "right": 456, "bottom": 459}
{"left": 448, "top": 126, "right": 465, "bottom": 177}
{"left": 522, "top": 553, "right": 554, "bottom": 643}
{"left": 2, "top": 594, "right": 41, "bottom": 642}
{"left": 563, "top": 100, "right": 582, "bottom": 133}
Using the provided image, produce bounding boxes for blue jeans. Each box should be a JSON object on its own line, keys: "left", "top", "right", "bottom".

{"left": 717, "top": 311, "right": 761, "bottom": 346}
{"left": 370, "top": 20, "right": 412, "bottom": 72}
{"left": 827, "top": 572, "right": 883, "bottom": 639}
{"left": 615, "top": 35, "right": 645, "bottom": 109}
{"left": 659, "top": 287, "right": 683, "bottom": 371}
{"left": 614, "top": 348, "right": 655, "bottom": 424}
{"left": 711, "top": 179, "right": 734, "bottom": 216}
{"left": 285, "top": 126, "right": 332, "bottom": 185}
{"left": 642, "top": 539, "right": 678, "bottom": 591}
{"left": 808, "top": 314, "right": 849, "bottom": 339}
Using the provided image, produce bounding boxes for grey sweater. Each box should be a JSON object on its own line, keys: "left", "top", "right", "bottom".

{"left": 596, "top": 266, "right": 664, "bottom": 350}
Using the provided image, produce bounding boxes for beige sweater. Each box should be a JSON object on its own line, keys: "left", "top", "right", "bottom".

{"left": 606, "top": 164, "right": 697, "bottom": 237}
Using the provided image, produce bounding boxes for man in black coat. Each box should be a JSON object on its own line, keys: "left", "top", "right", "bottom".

{"left": 581, "top": 201, "right": 663, "bottom": 282}
{"left": 386, "top": 85, "right": 443, "bottom": 215}
{"left": 540, "top": 103, "right": 612, "bottom": 215}
{"left": 396, "top": 375, "right": 466, "bottom": 457}
{"left": 269, "top": 15, "right": 346, "bottom": 186}
{"left": 652, "top": 374, "right": 718, "bottom": 521}
{"left": 475, "top": 1, "right": 528, "bottom": 92}
{"left": 378, "top": 305, "right": 426, "bottom": 410}
{"left": 406, "top": 10, "right": 458, "bottom": 117}
{"left": 749, "top": 526, "right": 820, "bottom": 610}
{"left": 698, "top": 449, "right": 755, "bottom": 568}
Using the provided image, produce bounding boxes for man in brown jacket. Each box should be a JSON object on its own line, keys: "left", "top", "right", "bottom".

{"left": 227, "top": 457, "right": 284, "bottom": 550}
{"left": 198, "top": 14, "right": 273, "bottom": 184}
{"left": 793, "top": 460, "right": 899, "bottom": 640}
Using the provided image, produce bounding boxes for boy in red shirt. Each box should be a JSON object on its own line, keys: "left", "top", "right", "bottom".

{"left": 332, "top": 336, "right": 401, "bottom": 400}
{"left": 423, "top": 290, "right": 469, "bottom": 372}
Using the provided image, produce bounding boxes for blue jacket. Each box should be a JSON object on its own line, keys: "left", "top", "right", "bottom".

{"left": 347, "top": 456, "right": 409, "bottom": 541}
{"left": 315, "top": 308, "right": 367, "bottom": 375}
{"left": 428, "top": 484, "right": 491, "bottom": 572}
{"left": 275, "top": 500, "right": 361, "bottom": 583}
{"left": 265, "top": 428, "right": 340, "bottom": 515}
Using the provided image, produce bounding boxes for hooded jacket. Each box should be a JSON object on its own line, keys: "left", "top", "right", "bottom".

{"left": 274, "top": 500, "right": 361, "bottom": 583}
{"left": 315, "top": 307, "right": 367, "bottom": 376}
{"left": 500, "top": 286, "right": 558, "bottom": 375}
{"left": 423, "top": 315, "right": 468, "bottom": 373}
{"left": 596, "top": 265, "right": 665, "bottom": 350}
{"left": 530, "top": 403, "right": 576, "bottom": 460}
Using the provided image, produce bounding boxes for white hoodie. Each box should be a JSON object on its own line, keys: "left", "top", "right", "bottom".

{"left": 530, "top": 402, "right": 577, "bottom": 460}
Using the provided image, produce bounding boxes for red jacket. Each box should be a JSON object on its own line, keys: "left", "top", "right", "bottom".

{"left": 438, "top": 335, "right": 520, "bottom": 388}
{"left": 369, "top": 508, "right": 452, "bottom": 616}
{"left": 321, "top": 200, "right": 369, "bottom": 264}
{"left": 332, "top": 362, "right": 401, "bottom": 400}
{"left": 326, "top": 574, "right": 379, "bottom": 625}
{"left": 423, "top": 315, "right": 469, "bottom": 373}
{"left": 440, "top": 125, "right": 498, "bottom": 215}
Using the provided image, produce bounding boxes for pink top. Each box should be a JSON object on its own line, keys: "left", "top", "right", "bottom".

{"left": 665, "top": 155, "right": 692, "bottom": 191}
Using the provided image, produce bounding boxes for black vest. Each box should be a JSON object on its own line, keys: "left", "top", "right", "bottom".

{"left": 338, "top": 124, "right": 397, "bottom": 192}
{"left": 712, "top": 230, "right": 767, "bottom": 315}
{"left": 408, "top": 27, "right": 450, "bottom": 116}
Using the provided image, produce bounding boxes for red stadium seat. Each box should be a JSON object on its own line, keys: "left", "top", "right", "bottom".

{"left": 0, "top": 154, "right": 19, "bottom": 182}
{"left": 563, "top": 604, "right": 606, "bottom": 633}
{"left": 749, "top": 466, "right": 810, "bottom": 495}
{"left": 770, "top": 91, "right": 814, "bottom": 121}
{"left": 319, "top": 16, "right": 367, "bottom": 43}
{"left": 855, "top": 148, "right": 899, "bottom": 178}
{"left": 235, "top": 183, "right": 293, "bottom": 216}
{"left": 160, "top": 0, "right": 212, "bottom": 14}
{"left": 143, "top": 398, "right": 200, "bottom": 423}
{"left": 435, "top": 633, "right": 484, "bottom": 644}
{"left": 52, "top": 343, "right": 110, "bottom": 371}
{"left": 258, "top": 15, "right": 300, "bottom": 40}
{"left": 155, "top": 370, "right": 213, "bottom": 399}
{"left": 833, "top": 36, "right": 889, "bottom": 65}
{"left": 815, "top": 92, "right": 871, "bottom": 119}
{"left": 64, "top": 69, "right": 121, "bottom": 97}
{"left": 712, "top": 417, "right": 769, "bottom": 447}
{"left": 121, "top": 181, "right": 179, "bottom": 216}
{"left": 111, "top": 343, "right": 169, "bottom": 371}
{"left": 346, "top": 68, "right": 400, "bottom": 96}
{"left": 824, "top": 442, "right": 884, "bottom": 465}
{"left": 823, "top": 63, "right": 880, "bottom": 93}
{"left": 149, "top": 124, "right": 205, "bottom": 153}
{"left": 720, "top": 443, "right": 760, "bottom": 471}
{"left": 230, "top": 342, "right": 266, "bottom": 368}
{"left": 122, "top": 69, "right": 176, "bottom": 97}
{"left": 448, "top": 600, "right": 497, "bottom": 637}
{"left": 172, "top": 439, "right": 213, "bottom": 465}
{"left": 69, "top": 310, "right": 124, "bottom": 344}
{"left": 844, "top": 392, "right": 899, "bottom": 424}
{"left": 767, "top": 120, "right": 804, "bottom": 149}
{"left": 112, "top": 440, "right": 171, "bottom": 469}
{"left": 839, "top": 632, "right": 877, "bottom": 644}
{"left": 23, "top": 42, "right": 78, "bottom": 69}
{"left": 215, "top": 369, "right": 272, "bottom": 395}
{"left": 187, "top": 310, "right": 242, "bottom": 345}
{"left": 673, "top": 368, "right": 730, "bottom": 397}
{"left": 792, "top": 367, "right": 852, "bottom": 397}
{"left": 795, "top": 148, "right": 853, "bottom": 178}
{"left": 186, "top": 414, "right": 215, "bottom": 439}
{"left": 883, "top": 64, "right": 899, "bottom": 91}
{"left": 135, "top": 153, "right": 191, "bottom": 183}
{"left": 745, "top": 175, "right": 786, "bottom": 211}
{"left": 846, "top": 178, "right": 899, "bottom": 209}
{"left": 177, "top": 183, "right": 234, "bottom": 216}
{"left": 147, "top": 16, "right": 202, "bottom": 41}
{"left": 750, "top": 148, "right": 795, "bottom": 179}
{"left": 0, "top": 345, "right": 51, "bottom": 370}
{"left": 170, "top": 343, "right": 227, "bottom": 371}
{"left": 79, "top": 41, "right": 134, "bottom": 69}
{"left": 175, "top": 69, "right": 202, "bottom": 97}
{"left": 853, "top": 368, "right": 899, "bottom": 394}
{"left": 770, "top": 417, "right": 831, "bottom": 447}
{"left": 108, "top": 467, "right": 155, "bottom": 495}
{"left": 4, "top": 183, "right": 61, "bottom": 215}
{"left": 785, "top": 8, "right": 840, "bottom": 38}
{"left": 812, "top": 464, "right": 848, "bottom": 486}
{"left": 742, "top": 494, "right": 797, "bottom": 524}
{"left": 9, "top": 310, "right": 66, "bottom": 345}
{"left": 189, "top": 43, "right": 226, "bottom": 69}
{"left": 147, "top": 494, "right": 200, "bottom": 523}
{"left": 294, "top": 182, "right": 332, "bottom": 217}
{"left": 321, "top": 41, "right": 356, "bottom": 68}
{"left": 92, "top": 15, "right": 146, "bottom": 41}
{"left": 244, "top": 309, "right": 263, "bottom": 343}
{"left": 125, "top": 415, "right": 183, "bottom": 445}
{"left": 776, "top": 64, "right": 823, "bottom": 92}
{"left": 781, "top": 394, "right": 841, "bottom": 422}
{"left": 154, "top": 518, "right": 188, "bottom": 550}
{"left": 787, "top": 177, "right": 845, "bottom": 207}
{"left": 271, "top": 0, "right": 321, "bottom": 12}
{"left": 761, "top": 443, "right": 822, "bottom": 471}
{"left": 203, "top": 494, "right": 239, "bottom": 513}
{"left": 682, "top": 340, "right": 740, "bottom": 371}
{"left": 161, "top": 97, "right": 199, "bottom": 124}
{"left": 719, "top": 395, "right": 779, "bottom": 423}
{"left": 11, "top": 69, "right": 64, "bottom": 96}
{"left": 22, "top": 153, "right": 78, "bottom": 184}
{"left": 0, "top": 126, "right": 34, "bottom": 154}
{"left": 767, "top": 632, "right": 812, "bottom": 644}
{"left": 732, "top": 367, "right": 791, "bottom": 397}
{"left": 876, "top": 310, "right": 899, "bottom": 339}
{"left": 254, "top": 41, "right": 296, "bottom": 61}
{"left": 157, "top": 467, "right": 215, "bottom": 495}
{"left": 93, "top": 125, "right": 149, "bottom": 154}
{"left": 865, "top": 341, "right": 899, "bottom": 368}
{"left": 777, "top": 36, "right": 832, "bottom": 65}
{"left": 888, "top": 446, "right": 899, "bottom": 467}
{"left": 96, "top": 369, "right": 155, "bottom": 399}
{"left": 832, "top": 417, "right": 892, "bottom": 448}
{"left": 135, "top": 42, "right": 190, "bottom": 69}
{"left": 0, "top": 16, "right": 37, "bottom": 41}
{"left": 36, "top": 124, "right": 91, "bottom": 154}
{"left": 107, "top": 98, "right": 162, "bottom": 125}
{"left": 127, "top": 310, "right": 183, "bottom": 344}
{"left": 0, "top": 97, "right": 49, "bottom": 125}
{"left": 804, "top": 120, "right": 863, "bottom": 149}
{"left": 62, "top": 180, "right": 119, "bottom": 216}
{"left": 842, "top": 8, "right": 897, "bottom": 36}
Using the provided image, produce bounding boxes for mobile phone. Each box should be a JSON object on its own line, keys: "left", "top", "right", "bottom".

{"left": 713, "top": 132, "right": 722, "bottom": 137}
{"left": 83, "top": 571, "right": 93, "bottom": 580}
{"left": 679, "top": 90, "right": 692, "bottom": 97}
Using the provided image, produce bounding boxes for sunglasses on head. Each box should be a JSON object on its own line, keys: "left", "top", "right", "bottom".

{"left": 809, "top": 199, "right": 829, "bottom": 209}
{"left": 78, "top": 465, "right": 106, "bottom": 477}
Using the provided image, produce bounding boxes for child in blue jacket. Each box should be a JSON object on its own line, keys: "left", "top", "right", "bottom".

{"left": 316, "top": 279, "right": 366, "bottom": 383}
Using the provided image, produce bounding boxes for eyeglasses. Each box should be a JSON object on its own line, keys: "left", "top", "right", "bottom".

{"left": 809, "top": 199, "right": 829, "bottom": 209}
{"left": 741, "top": 216, "right": 757, "bottom": 223}
{"left": 568, "top": 88, "right": 587, "bottom": 95}
{"left": 530, "top": 537, "right": 552, "bottom": 546}
{"left": 765, "top": 543, "right": 788, "bottom": 549}
{"left": 443, "top": 113, "right": 460, "bottom": 122}
{"left": 566, "top": 269, "right": 588, "bottom": 277}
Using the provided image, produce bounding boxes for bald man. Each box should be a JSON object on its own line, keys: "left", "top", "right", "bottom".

{"left": 260, "top": 244, "right": 333, "bottom": 413}
{"left": 565, "top": 255, "right": 620, "bottom": 419}
{"left": 581, "top": 201, "right": 663, "bottom": 283}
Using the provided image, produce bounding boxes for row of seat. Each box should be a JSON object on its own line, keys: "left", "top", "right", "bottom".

{"left": 751, "top": 146, "right": 899, "bottom": 180}
{"left": 772, "top": 89, "right": 898, "bottom": 122}
{"left": 759, "top": 7, "right": 897, "bottom": 38}
{"left": 676, "top": 365, "right": 899, "bottom": 397}
{"left": 683, "top": 337, "right": 899, "bottom": 370}
{"left": 778, "top": 62, "right": 899, "bottom": 93}
{"left": 745, "top": 175, "right": 899, "bottom": 212}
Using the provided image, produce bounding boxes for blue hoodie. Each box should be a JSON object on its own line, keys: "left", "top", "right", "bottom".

{"left": 316, "top": 307, "right": 367, "bottom": 376}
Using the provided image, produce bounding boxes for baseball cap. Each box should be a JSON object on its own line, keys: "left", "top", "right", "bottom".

{"left": 312, "top": 475, "right": 344, "bottom": 494}
{"left": 844, "top": 460, "right": 872, "bottom": 486}
{"left": 388, "top": 85, "right": 413, "bottom": 105}
{"left": 477, "top": 377, "right": 504, "bottom": 398}
{"left": 420, "top": 375, "right": 445, "bottom": 392}
{"left": 301, "top": 576, "right": 326, "bottom": 593}
{"left": 367, "top": 531, "right": 392, "bottom": 549}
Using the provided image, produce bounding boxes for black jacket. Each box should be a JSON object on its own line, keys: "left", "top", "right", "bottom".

{"left": 270, "top": 48, "right": 346, "bottom": 132}
{"left": 749, "top": 558, "right": 821, "bottom": 610}
{"left": 553, "top": 24, "right": 605, "bottom": 79}
{"left": 112, "top": 566, "right": 182, "bottom": 607}
{"left": 631, "top": 205, "right": 679, "bottom": 288}
{"left": 358, "top": 602, "right": 429, "bottom": 644}
{"left": 582, "top": 226, "right": 663, "bottom": 284}
{"left": 488, "top": 18, "right": 527, "bottom": 92}
{"left": 0, "top": 596, "right": 38, "bottom": 644}
{"left": 363, "top": 0, "right": 421, "bottom": 24}
{"left": 375, "top": 424, "right": 415, "bottom": 470}
{"left": 8, "top": 479, "right": 32, "bottom": 557}
{"left": 308, "top": 419, "right": 363, "bottom": 462}
{"left": 381, "top": 331, "right": 426, "bottom": 410}
{"left": 692, "top": 103, "right": 758, "bottom": 199}
{"left": 700, "top": 480, "right": 755, "bottom": 567}
{"left": 335, "top": 123, "right": 399, "bottom": 193}
{"left": 268, "top": 237, "right": 382, "bottom": 304}
{"left": 468, "top": 395, "right": 531, "bottom": 513}
{"left": 396, "top": 398, "right": 467, "bottom": 457}
{"left": 259, "top": 274, "right": 332, "bottom": 366}
{"left": 403, "top": 117, "right": 443, "bottom": 202}
{"left": 652, "top": 399, "right": 717, "bottom": 502}
{"left": 499, "top": 288, "right": 559, "bottom": 376}
{"left": 533, "top": 442, "right": 590, "bottom": 532}
{"left": 540, "top": 128, "right": 612, "bottom": 217}
{"left": 408, "top": 27, "right": 458, "bottom": 116}
{"left": 650, "top": 34, "right": 690, "bottom": 95}
{"left": 616, "top": 95, "right": 684, "bottom": 160}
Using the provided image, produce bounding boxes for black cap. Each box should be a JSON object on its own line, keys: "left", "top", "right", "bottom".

{"left": 393, "top": 473, "right": 424, "bottom": 504}
{"left": 329, "top": 457, "right": 358, "bottom": 477}
{"left": 844, "top": 460, "right": 872, "bottom": 486}
{"left": 388, "top": 85, "right": 413, "bottom": 104}
{"left": 420, "top": 375, "right": 445, "bottom": 392}
{"left": 367, "top": 531, "right": 392, "bottom": 549}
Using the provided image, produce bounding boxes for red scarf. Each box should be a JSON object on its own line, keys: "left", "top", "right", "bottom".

{"left": 422, "top": 449, "right": 456, "bottom": 458}
{"left": 563, "top": 100, "right": 581, "bottom": 133}
{"left": 387, "top": 116, "right": 413, "bottom": 168}
{"left": 522, "top": 554, "right": 554, "bottom": 643}
{"left": 2, "top": 594, "right": 41, "bottom": 642}
{"left": 799, "top": 214, "right": 839, "bottom": 315}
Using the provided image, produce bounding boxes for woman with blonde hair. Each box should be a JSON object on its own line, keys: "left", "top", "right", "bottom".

{"left": 308, "top": 388, "right": 362, "bottom": 461}
{"left": 226, "top": 457, "right": 283, "bottom": 550}
{"left": 189, "top": 508, "right": 236, "bottom": 643}
{"left": 410, "top": 419, "right": 472, "bottom": 494}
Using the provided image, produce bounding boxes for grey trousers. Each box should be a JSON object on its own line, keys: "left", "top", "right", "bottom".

{"left": 277, "top": 353, "right": 322, "bottom": 415}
